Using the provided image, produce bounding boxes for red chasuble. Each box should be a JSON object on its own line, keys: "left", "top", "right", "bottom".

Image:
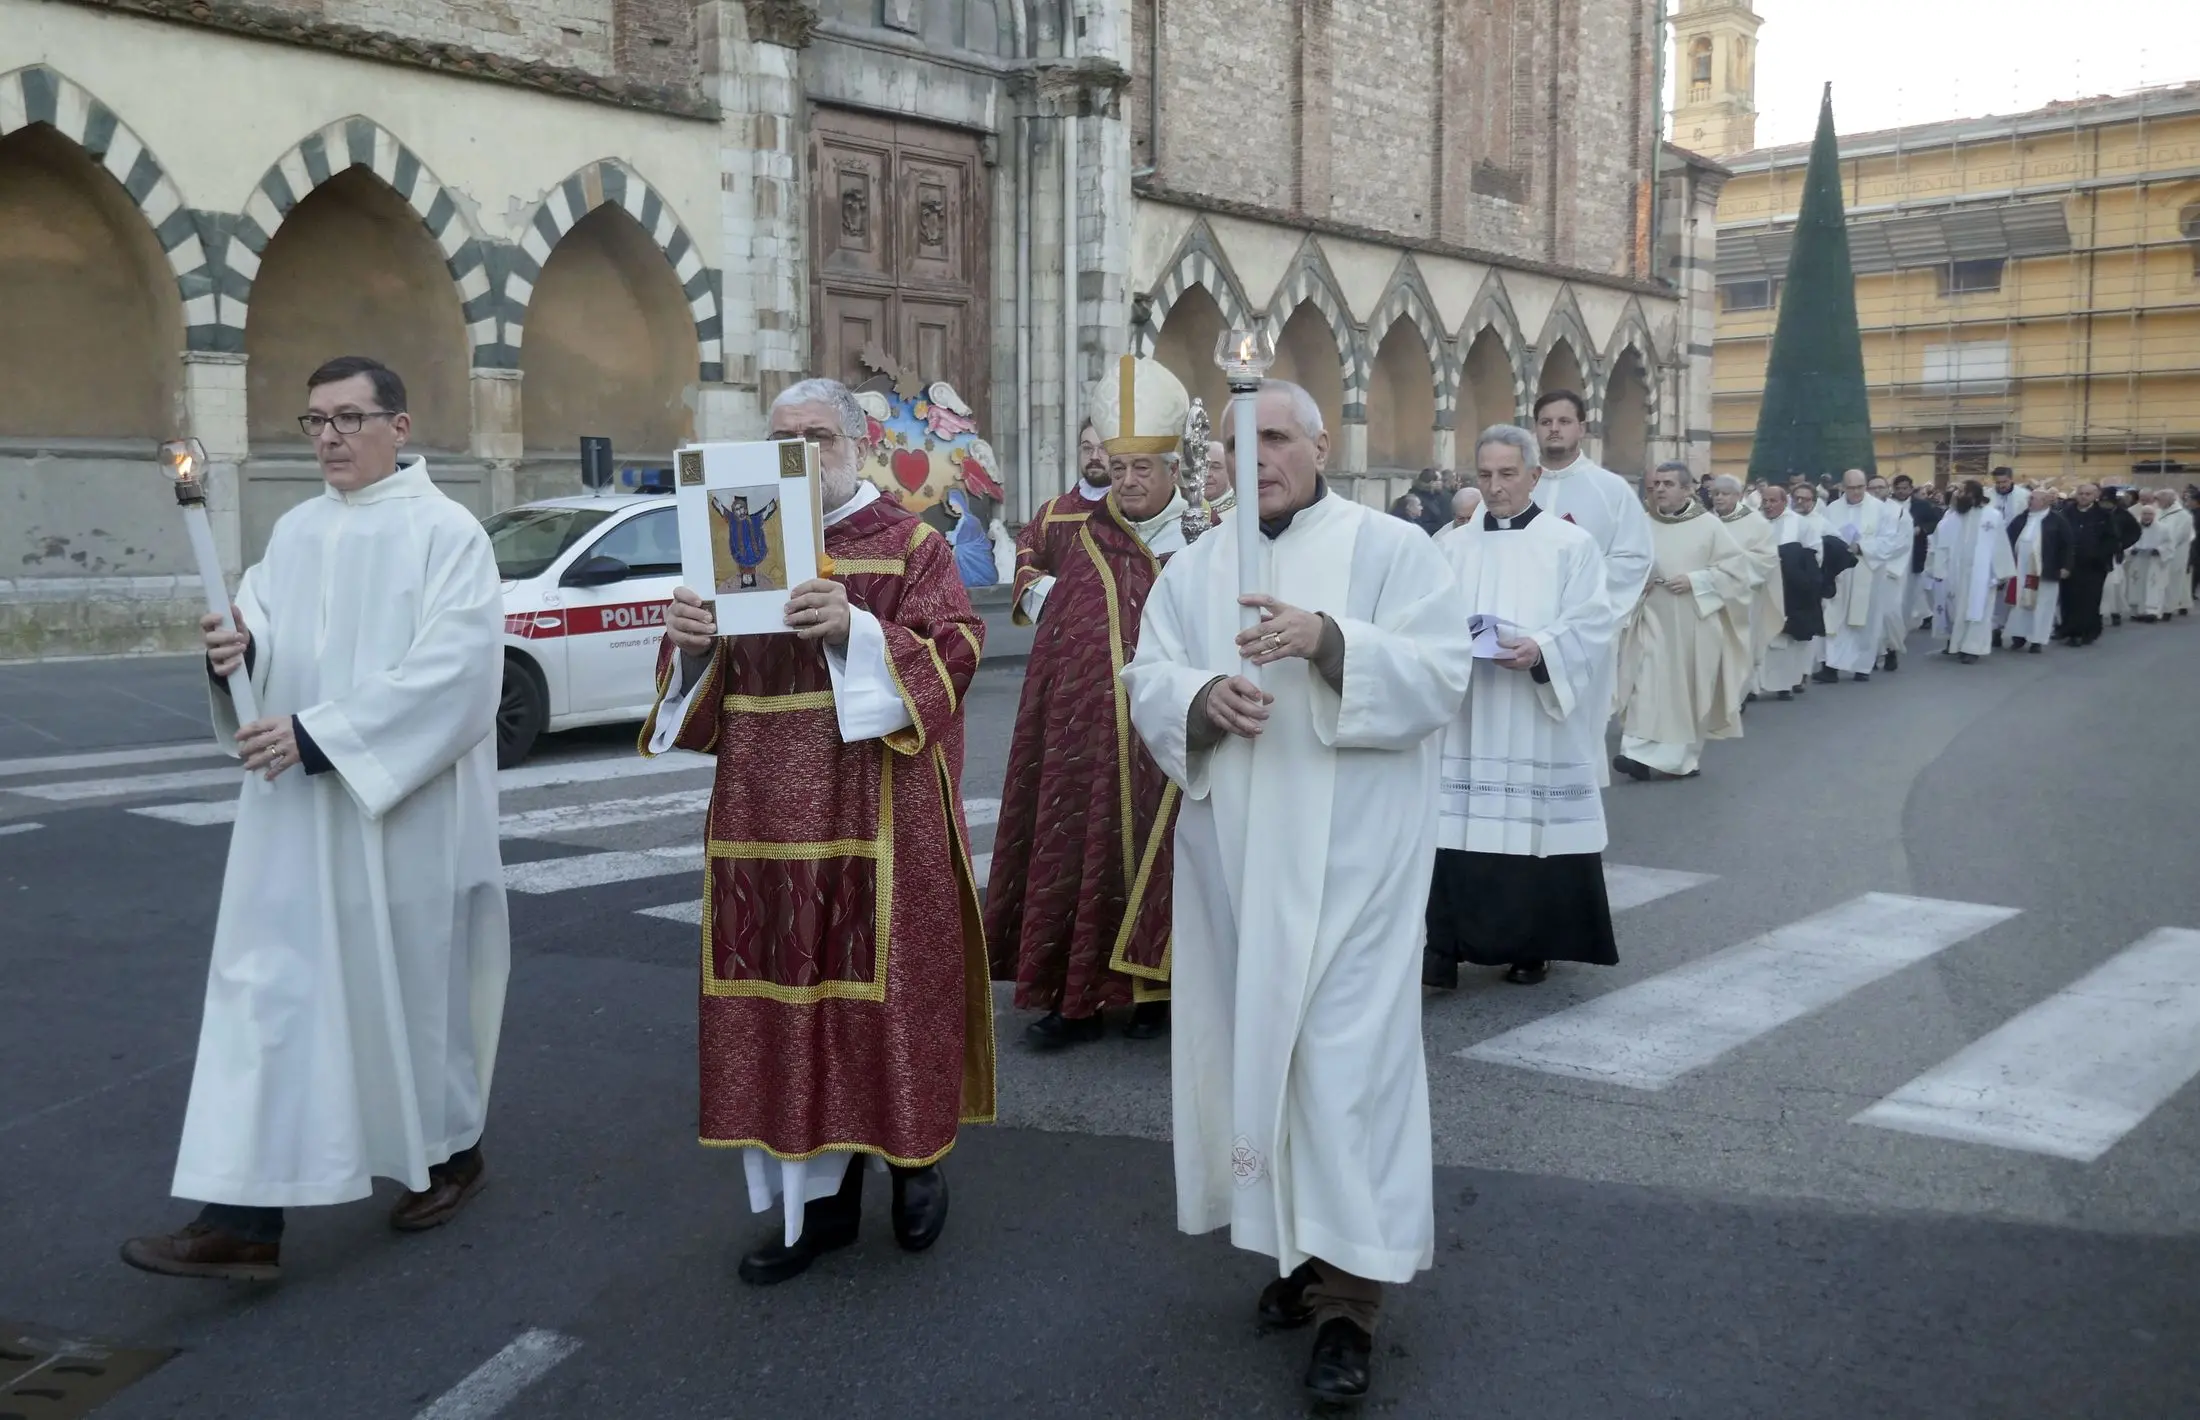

{"left": 641, "top": 498, "right": 994, "bottom": 1166}
{"left": 1009, "top": 489, "right": 1101, "bottom": 625}
{"left": 985, "top": 494, "right": 1178, "bottom": 1017}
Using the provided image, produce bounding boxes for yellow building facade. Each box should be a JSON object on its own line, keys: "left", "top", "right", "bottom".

{"left": 1710, "top": 82, "right": 2200, "bottom": 488}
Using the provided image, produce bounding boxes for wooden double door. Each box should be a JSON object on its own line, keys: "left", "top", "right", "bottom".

{"left": 809, "top": 109, "right": 990, "bottom": 426}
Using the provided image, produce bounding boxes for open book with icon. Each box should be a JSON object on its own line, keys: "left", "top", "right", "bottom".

{"left": 1468, "top": 613, "right": 1521, "bottom": 659}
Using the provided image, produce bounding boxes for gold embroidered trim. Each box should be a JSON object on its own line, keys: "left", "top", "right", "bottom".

{"left": 697, "top": 1136, "right": 959, "bottom": 1169}
{"left": 699, "top": 751, "right": 895, "bottom": 1004}
{"left": 834, "top": 557, "right": 906, "bottom": 577}
{"left": 953, "top": 622, "right": 982, "bottom": 661}
{"left": 723, "top": 690, "right": 836, "bottom": 713}
{"left": 936, "top": 744, "right": 998, "bottom": 1125}
{"left": 1109, "top": 779, "right": 1178, "bottom": 982}
{"left": 638, "top": 638, "right": 722, "bottom": 757}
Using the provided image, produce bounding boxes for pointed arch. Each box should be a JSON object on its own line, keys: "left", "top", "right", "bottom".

{"left": 1455, "top": 271, "right": 1530, "bottom": 420}
{"left": 1532, "top": 285, "right": 1599, "bottom": 424}
{"left": 1602, "top": 297, "right": 1664, "bottom": 437}
{"left": 230, "top": 117, "right": 490, "bottom": 361}
{"left": 0, "top": 65, "right": 207, "bottom": 343}
{"left": 1137, "top": 217, "right": 1254, "bottom": 356}
{"left": 507, "top": 159, "right": 721, "bottom": 382}
{"left": 1365, "top": 257, "right": 1454, "bottom": 428}
{"left": 1262, "top": 240, "right": 1361, "bottom": 416}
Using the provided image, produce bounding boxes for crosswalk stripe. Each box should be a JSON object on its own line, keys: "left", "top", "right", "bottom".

{"left": 505, "top": 847, "right": 698, "bottom": 894}
{"left": 0, "top": 822, "right": 44, "bottom": 837}
{"left": 1460, "top": 892, "right": 2021, "bottom": 1090}
{"left": 0, "top": 742, "right": 222, "bottom": 779}
{"left": 1854, "top": 927, "right": 2200, "bottom": 1161}
{"left": 495, "top": 790, "right": 709, "bottom": 839}
{"left": 638, "top": 901, "right": 703, "bottom": 926}
{"left": 965, "top": 799, "right": 1000, "bottom": 827}
{"left": 19, "top": 748, "right": 713, "bottom": 806}
{"left": 1603, "top": 864, "right": 1716, "bottom": 911}
{"left": 130, "top": 801, "right": 238, "bottom": 827}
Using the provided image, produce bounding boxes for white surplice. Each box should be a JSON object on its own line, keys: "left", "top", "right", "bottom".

{"left": 1615, "top": 504, "right": 1755, "bottom": 776}
{"left": 1434, "top": 509, "right": 1614, "bottom": 857}
{"left": 1720, "top": 506, "right": 1782, "bottom": 690}
{"left": 2003, "top": 508, "right": 2061, "bottom": 646}
{"left": 1121, "top": 492, "right": 1473, "bottom": 1284}
{"left": 1819, "top": 494, "right": 1905, "bottom": 674}
{"left": 176, "top": 457, "right": 509, "bottom": 1207}
{"left": 1927, "top": 505, "right": 2016, "bottom": 656}
{"left": 1530, "top": 454, "right": 1654, "bottom": 785}
{"left": 2162, "top": 506, "right": 2195, "bottom": 614}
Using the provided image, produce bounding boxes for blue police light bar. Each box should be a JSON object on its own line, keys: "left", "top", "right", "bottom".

{"left": 619, "top": 465, "right": 675, "bottom": 494}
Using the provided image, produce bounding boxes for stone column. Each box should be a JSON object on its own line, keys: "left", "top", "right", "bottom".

{"left": 470, "top": 368, "right": 524, "bottom": 511}
{"left": 700, "top": 0, "right": 815, "bottom": 440}
{"left": 1432, "top": 426, "right": 1456, "bottom": 475}
{"left": 180, "top": 351, "right": 249, "bottom": 577}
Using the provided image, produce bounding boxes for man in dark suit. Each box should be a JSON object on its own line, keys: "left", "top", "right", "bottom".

{"left": 2060, "top": 482, "right": 2121, "bottom": 645}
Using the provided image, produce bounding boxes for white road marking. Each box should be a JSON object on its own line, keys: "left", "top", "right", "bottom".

{"left": 0, "top": 742, "right": 222, "bottom": 780}
{"left": 495, "top": 789, "right": 710, "bottom": 839}
{"left": 0, "top": 744, "right": 221, "bottom": 774}
{"left": 414, "top": 1329, "right": 579, "bottom": 1420}
{"left": 1461, "top": 892, "right": 2021, "bottom": 1090}
{"left": 639, "top": 901, "right": 703, "bottom": 925}
{"left": 971, "top": 851, "right": 991, "bottom": 885}
{"left": 14, "top": 764, "right": 247, "bottom": 802}
{"left": 1855, "top": 927, "right": 2200, "bottom": 1161}
{"left": 1603, "top": 863, "right": 1717, "bottom": 911}
{"left": 964, "top": 797, "right": 1000, "bottom": 827}
{"left": 505, "top": 847, "right": 699, "bottom": 894}
{"left": 0, "top": 821, "right": 44, "bottom": 837}
{"left": 23, "top": 748, "right": 712, "bottom": 806}
{"left": 129, "top": 801, "right": 239, "bottom": 827}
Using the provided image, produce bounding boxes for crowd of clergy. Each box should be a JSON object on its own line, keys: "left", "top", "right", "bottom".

{"left": 117, "top": 345, "right": 2194, "bottom": 1409}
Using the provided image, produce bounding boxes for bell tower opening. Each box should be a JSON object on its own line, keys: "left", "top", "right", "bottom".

{"left": 1669, "top": 0, "right": 1763, "bottom": 158}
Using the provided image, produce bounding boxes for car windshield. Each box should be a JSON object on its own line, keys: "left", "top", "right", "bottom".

{"left": 480, "top": 506, "right": 615, "bottom": 580}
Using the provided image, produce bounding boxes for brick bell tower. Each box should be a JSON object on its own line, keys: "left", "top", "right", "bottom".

{"left": 1671, "top": 0, "right": 1763, "bottom": 157}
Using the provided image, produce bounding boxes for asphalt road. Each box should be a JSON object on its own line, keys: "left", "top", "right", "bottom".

{"left": 3, "top": 617, "right": 2199, "bottom": 1418}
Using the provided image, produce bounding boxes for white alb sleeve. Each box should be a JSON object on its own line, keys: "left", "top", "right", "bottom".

{"left": 824, "top": 607, "right": 915, "bottom": 742}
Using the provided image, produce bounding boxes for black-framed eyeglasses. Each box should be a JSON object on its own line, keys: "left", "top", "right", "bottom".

{"left": 787, "top": 428, "right": 846, "bottom": 447}
{"left": 297, "top": 410, "right": 399, "bottom": 438}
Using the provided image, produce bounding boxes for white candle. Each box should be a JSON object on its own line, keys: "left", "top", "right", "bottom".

{"left": 182, "top": 501, "right": 260, "bottom": 724}
{"left": 1232, "top": 389, "right": 1261, "bottom": 673}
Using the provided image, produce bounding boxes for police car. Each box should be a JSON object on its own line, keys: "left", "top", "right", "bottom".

{"left": 483, "top": 475, "right": 686, "bottom": 766}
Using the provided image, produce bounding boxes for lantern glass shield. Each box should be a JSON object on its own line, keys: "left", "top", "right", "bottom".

{"left": 158, "top": 437, "right": 210, "bottom": 505}
{"left": 1213, "top": 326, "right": 1277, "bottom": 389}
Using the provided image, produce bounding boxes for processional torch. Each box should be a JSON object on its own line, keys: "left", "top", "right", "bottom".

{"left": 1214, "top": 325, "right": 1277, "bottom": 672}
{"left": 1177, "top": 398, "right": 1212, "bottom": 545}
{"left": 158, "top": 438, "right": 261, "bottom": 724}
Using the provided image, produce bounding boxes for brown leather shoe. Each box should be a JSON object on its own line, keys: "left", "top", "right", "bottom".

{"left": 120, "top": 1223, "right": 280, "bottom": 1281}
{"left": 390, "top": 1152, "right": 488, "bottom": 1233}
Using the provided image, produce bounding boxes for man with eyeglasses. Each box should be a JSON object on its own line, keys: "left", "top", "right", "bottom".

{"left": 648, "top": 376, "right": 990, "bottom": 1286}
{"left": 123, "top": 355, "right": 508, "bottom": 1281}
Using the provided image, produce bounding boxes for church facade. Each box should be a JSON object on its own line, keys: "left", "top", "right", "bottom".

{"left": 2, "top": 0, "right": 1693, "bottom": 659}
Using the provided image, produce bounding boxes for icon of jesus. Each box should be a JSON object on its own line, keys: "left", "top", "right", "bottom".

{"left": 724, "top": 494, "right": 777, "bottom": 589}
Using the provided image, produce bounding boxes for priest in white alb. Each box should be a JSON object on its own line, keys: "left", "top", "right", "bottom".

{"left": 123, "top": 357, "right": 508, "bottom": 1282}
{"left": 1121, "top": 379, "right": 1473, "bottom": 1406}
{"left": 1927, "top": 478, "right": 2018, "bottom": 662}
{"left": 1529, "top": 389, "right": 1654, "bottom": 783}
{"left": 2001, "top": 487, "right": 2071, "bottom": 653}
{"left": 1613, "top": 462, "right": 1756, "bottom": 782}
{"left": 1816, "top": 468, "right": 1905, "bottom": 683}
{"left": 1423, "top": 425, "right": 1618, "bottom": 989}
{"left": 1708, "top": 474, "right": 1781, "bottom": 702}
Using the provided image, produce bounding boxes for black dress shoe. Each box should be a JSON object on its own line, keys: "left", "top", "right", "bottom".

{"left": 738, "top": 1164, "right": 863, "bottom": 1285}
{"left": 1611, "top": 755, "right": 1651, "bottom": 782}
{"left": 1775, "top": 689, "right": 1793, "bottom": 701}
{"left": 1991, "top": 630, "right": 2004, "bottom": 648}
{"left": 1958, "top": 652, "right": 1979, "bottom": 664}
{"left": 1883, "top": 650, "right": 1899, "bottom": 671}
{"left": 889, "top": 1164, "right": 948, "bottom": 1252}
{"left": 1852, "top": 672, "right": 1871, "bottom": 683}
{"left": 1422, "top": 950, "right": 1460, "bottom": 991}
{"left": 1503, "top": 960, "right": 1549, "bottom": 985}
{"left": 1258, "top": 1261, "right": 1319, "bottom": 1330}
{"left": 1304, "top": 1317, "right": 1373, "bottom": 1402}
{"left": 1023, "top": 1011, "right": 1106, "bottom": 1050}
{"left": 1811, "top": 667, "right": 1840, "bottom": 684}
{"left": 2009, "top": 637, "right": 2027, "bottom": 650}
{"left": 2112, "top": 614, "right": 2123, "bottom": 626}
{"left": 1123, "top": 1001, "right": 1169, "bottom": 1039}
{"left": 2028, "top": 643, "right": 2043, "bottom": 654}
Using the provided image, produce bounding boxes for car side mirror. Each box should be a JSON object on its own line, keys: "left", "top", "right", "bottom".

{"left": 561, "top": 554, "right": 631, "bottom": 588}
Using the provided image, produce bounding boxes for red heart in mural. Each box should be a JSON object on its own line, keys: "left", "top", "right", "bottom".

{"left": 891, "top": 448, "right": 930, "bottom": 491}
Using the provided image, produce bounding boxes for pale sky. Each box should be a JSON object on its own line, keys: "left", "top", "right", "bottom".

{"left": 1700, "top": 0, "right": 2200, "bottom": 149}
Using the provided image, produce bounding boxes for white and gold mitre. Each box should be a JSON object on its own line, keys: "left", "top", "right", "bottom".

{"left": 1089, "top": 353, "right": 1190, "bottom": 457}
